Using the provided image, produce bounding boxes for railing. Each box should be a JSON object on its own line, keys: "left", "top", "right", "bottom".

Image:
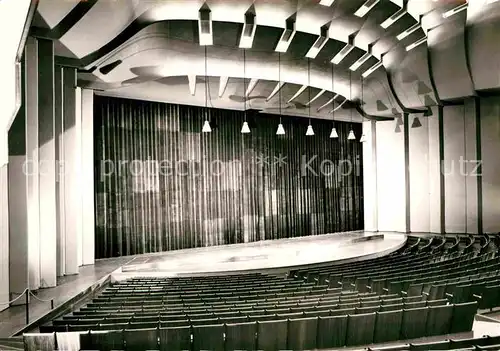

{"left": 6, "top": 289, "right": 55, "bottom": 325}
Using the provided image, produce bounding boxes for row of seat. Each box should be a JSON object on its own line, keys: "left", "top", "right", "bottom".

{"left": 367, "top": 334, "right": 500, "bottom": 350}
{"left": 26, "top": 302, "right": 478, "bottom": 351}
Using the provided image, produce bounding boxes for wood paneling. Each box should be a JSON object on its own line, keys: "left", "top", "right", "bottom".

{"left": 94, "top": 96, "right": 364, "bottom": 258}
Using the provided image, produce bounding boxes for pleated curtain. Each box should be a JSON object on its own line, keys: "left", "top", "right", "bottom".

{"left": 94, "top": 96, "right": 364, "bottom": 258}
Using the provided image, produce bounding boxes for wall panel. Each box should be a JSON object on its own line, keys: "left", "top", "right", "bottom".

{"left": 443, "top": 105, "right": 467, "bottom": 233}
{"left": 94, "top": 96, "right": 364, "bottom": 258}
{"left": 481, "top": 97, "right": 500, "bottom": 233}
{"left": 409, "top": 114, "right": 430, "bottom": 233}
{"left": 375, "top": 119, "right": 406, "bottom": 232}
{"left": 0, "top": 163, "right": 9, "bottom": 311}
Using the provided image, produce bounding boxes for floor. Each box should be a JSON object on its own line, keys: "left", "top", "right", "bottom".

{"left": 117, "top": 231, "right": 406, "bottom": 278}
{"left": 0, "top": 256, "right": 135, "bottom": 338}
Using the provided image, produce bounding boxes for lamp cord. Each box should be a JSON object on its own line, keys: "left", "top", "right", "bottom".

{"left": 279, "top": 53, "right": 282, "bottom": 123}
{"left": 243, "top": 49, "right": 246, "bottom": 121}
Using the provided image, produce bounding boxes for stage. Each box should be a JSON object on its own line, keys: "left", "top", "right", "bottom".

{"left": 112, "top": 231, "right": 407, "bottom": 280}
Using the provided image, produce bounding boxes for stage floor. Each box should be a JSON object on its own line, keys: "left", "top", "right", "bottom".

{"left": 114, "top": 231, "right": 407, "bottom": 279}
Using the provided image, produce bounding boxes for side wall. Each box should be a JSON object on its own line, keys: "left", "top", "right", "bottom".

{"left": 363, "top": 98, "right": 500, "bottom": 234}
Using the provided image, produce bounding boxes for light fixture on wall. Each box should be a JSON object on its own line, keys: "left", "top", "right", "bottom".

{"left": 276, "top": 53, "right": 286, "bottom": 135}
{"left": 202, "top": 46, "right": 211, "bottom": 133}
{"left": 330, "top": 65, "right": 338, "bottom": 138}
{"left": 347, "top": 71, "right": 356, "bottom": 140}
{"left": 241, "top": 49, "right": 251, "bottom": 134}
{"left": 306, "top": 58, "right": 314, "bottom": 136}
{"left": 359, "top": 134, "right": 367, "bottom": 142}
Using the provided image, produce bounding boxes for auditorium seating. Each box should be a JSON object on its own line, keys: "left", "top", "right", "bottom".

{"left": 24, "top": 235, "right": 500, "bottom": 351}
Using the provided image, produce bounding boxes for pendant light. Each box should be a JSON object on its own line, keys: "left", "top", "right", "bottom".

{"left": 202, "top": 46, "right": 211, "bottom": 133}
{"left": 241, "top": 49, "right": 251, "bottom": 134}
{"left": 306, "top": 58, "right": 314, "bottom": 136}
{"left": 347, "top": 71, "right": 356, "bottom": 140}
{"left": 359, "top": 76, "right": 366, "bottom": 142}
{"left": 276, "top": 52, "right": 285, "bottom": 135}
{"left": 330, "top": 65, "right": 338, "bottom": 138}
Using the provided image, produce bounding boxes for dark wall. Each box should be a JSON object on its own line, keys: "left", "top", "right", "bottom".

{"left": 94, "top": 96, "right": 364, "bottom": 258}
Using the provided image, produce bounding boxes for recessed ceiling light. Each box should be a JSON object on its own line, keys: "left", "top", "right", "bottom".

{"left": 406, "top": 37, "right": 427, "bottom": 51}
{"left": 354, "top": 0, "right": 380, "bottom": 17}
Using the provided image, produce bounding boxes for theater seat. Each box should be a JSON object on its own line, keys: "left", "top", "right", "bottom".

{"left": 192, "top": 324, "right": 224, "bottom": 351}
{"left": 316, "top": 315, "right": 348, "bottom": 349}
{"left": 124, "top": 328, "right": 158, "bottom": 350}
{"left": 158, "top": 326, "right": 191, "bottom": 351}
{"left": 400, "top": 307, "right": 428, "bottom": 340}
{"left": 373, "top": 310, "right": 403, "bottom": 343}
{"left": 345, "top": 312, "right": 376, "bottom": 346}
{"left": 256, "top": 319, "right": 287, "bottom": 350}
{"left": 450, "top": 302, "right": 478, "bottom": 333}
{"left": 425, "top": 305, "right": 453, "bottom": 336}
{"left": 23, "top": 333, "right": 56, "bottom": 351}
{"left": 79, "top": 330, "right": 124, "bottom": 351}
{"left": 225, "top": 322, "right": 257, "bottom": 351}
{"left": 287, "top": 317, "right": 318, "bottom": 350}
{"left": 55, "top": 331, "right": 82, "bottom": 351}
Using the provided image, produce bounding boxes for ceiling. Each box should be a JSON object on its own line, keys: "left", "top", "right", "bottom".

{"left": 29, "top": 0, "right": 500, "bottom": 122}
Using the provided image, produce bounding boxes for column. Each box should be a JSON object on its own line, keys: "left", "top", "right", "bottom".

{"left": 61, "top": 67, "right": 81, "bottom": 275}
{"left": 81, "top": 89, "right": 95, "bottom": 265}
{"left": 0, "top": 131, "right": 9, "bottom": 311}
{"left": 25, "top": 36, "right": 40, "bottom": 290}
{"left": 38, "top": 38, "right": 57, "bottom": 287}
{"left": 362, "top": 120, "right": 378, "bottom": 231}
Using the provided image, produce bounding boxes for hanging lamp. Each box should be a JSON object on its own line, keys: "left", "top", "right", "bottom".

{"left": 306, "top": 59, "right": 314, "bottom": 136}
{"left": 241, "top": 49, "right": 251, "bottom": 134}
{"left": 276, "top": 53, "right": 285, "bottom": 135}
{"left": 347, "top": 71, "right": 356, "bottom": 140}
{"left": 202, "top": 46, "right": 211, "bottom": 133}
{"left": 359, "top": 76, "right": 366, "bottom": 142}
{"left": 330, "top": 65, "right": 338, "bottom": 138}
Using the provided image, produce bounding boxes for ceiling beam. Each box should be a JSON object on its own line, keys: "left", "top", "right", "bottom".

{"left": 318, "top": 94, "right": 339, "bottom": 112}
{"left": 287, "top": 85, "right": 307, "bottom": 103}
{"left": 219, "top": 76, "right": 229, "bottom": 97}
{"left": 267, "top": 81, "right": 285, "bottom": 101}
{"left": 306, "top": 89, "right": 325, "bottom": 105}
{"left": 188, "top": 75, "right": 196, "bottom": 95}
{"left": 245, "top": 78, "right": 258, "bottom": 97}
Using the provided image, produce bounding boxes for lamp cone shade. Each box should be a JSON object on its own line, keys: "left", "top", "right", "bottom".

{"left": 347, "top": 130, "right": 356, "bottom": 140}
{"left": 306, "top": 124, "right": 315, "bottom": 136}
{"left": 241, "top": 121, "right": 251, "bottom": 133}
{"left": 202, "top": 120, "right": 212, "bottom": 133}
{"left": 276, "top": 123, "right": 285, "bottom": 135}
{"left": 411, "top": 116, "right": 422, "bottom": 128}
{"left": 330, "top": 127, "right": 338, "bottom": 138}
{"left": 359, "top": 134, "right": 367, "bottom": 142}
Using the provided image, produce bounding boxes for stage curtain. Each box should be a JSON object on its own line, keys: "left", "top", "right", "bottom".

{"left": 94, "top": 96, "right": 364, "bottom": 258}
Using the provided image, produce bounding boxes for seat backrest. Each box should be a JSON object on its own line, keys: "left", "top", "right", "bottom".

{"left": 124, "top": 328, "right": 158, "bottom": 351}
{"left": 450, "top": 301, "right": 478, "bottom": 333}
{"left": 425, "top": 304, "right": 453, "bottom": 336}
{"left": 426, "top": 299, "right": 448, "bottom": 307}
{"left": 287, "top": 317, "right": 318, "bottom": 351}
{"left": 345, "top": 312, "right": 376, "bottom": 346}
{"left": 23, "top": 333, "right": 56, "bottom": 351}
{"left": 81, "top": 330, "right": 124, "bottom": 351}
{"left": 158, "top": 326, "right": 191, "bottom": 351}
{"left": 55, "top": 331, "right": 82, "bottom": 351}
{"left": 316, "top": 315, "right": 348, "bottom": 349}
{"left": 256, "top": 319, "right": 288, "bottom": 351}
{"left": 192, "top": 324, "right": 224, "bottom": 351}
{"left": 374, "top": 310, "right": 403, "bottom": 343}
{"left": 380, "top": 303, "right": 404, "bottom": 312}
{"left": 400, "top": 307, "right": 429, "bottom": 340}
{"left": 225, "top": 321, "right": 257, "bottom": 351}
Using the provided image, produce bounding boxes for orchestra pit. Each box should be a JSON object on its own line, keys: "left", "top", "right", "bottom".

{"left": 0, "top": 0, "right": 500, "bottom": 350}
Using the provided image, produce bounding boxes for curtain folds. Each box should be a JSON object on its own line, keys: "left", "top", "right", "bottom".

{"left": 94, "top": 96, "right": 364, "bottom": 258}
